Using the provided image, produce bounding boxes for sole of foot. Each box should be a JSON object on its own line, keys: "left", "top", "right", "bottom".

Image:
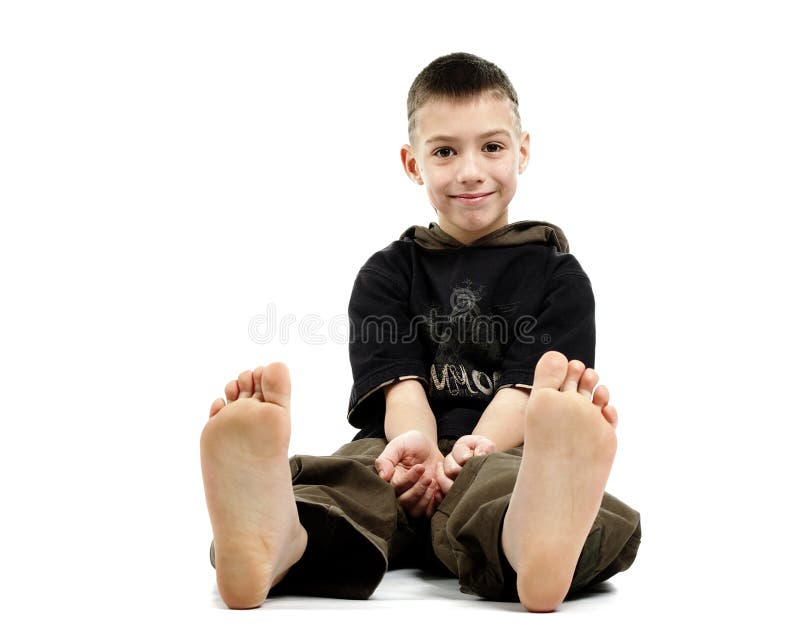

{"left": 200, "top": 363, "right": 308, "bottom": 609}
{"left": 501, "top": 351, "right": 618, "bottom": 612}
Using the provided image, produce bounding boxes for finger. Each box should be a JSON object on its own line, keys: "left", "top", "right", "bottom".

{"left": 451, "top": 439, "right": 476, "bottom": 466}
{"left": 436, "top": 461, "right": 454, "bottom": 495}
{"left": 474, "top": 440, "right": 497, "bottom": 457}
{"left": 376, "top": 438, "right": 413, "bottom": 482}
{"left": 390, "top": 465, "right": 428, "bottom": 498}
{"left": 399, "top": 478, "right": 432, "bottom": 516}
{"left": 407, "top": 489, "right": 431, "bottom": 519}
{"left": 415, "top": 481, "right": 438, "bottom": 519}
{"left": 376, "top": 439, "right": 403, "bottom": 469}
{"left": 392, "top": 464, "right": 424, "bottom": 495}
{"left": 425, "top": 483, "right": 440, "bottom": 518}
{"left": 399, "top": 476, "right": 430, "bottom": 504}
{"left": 443, "top": 452, "right": 462, "bottom": 479}
{"left": 374, "top": 457, "right": 395, "bottom": 482}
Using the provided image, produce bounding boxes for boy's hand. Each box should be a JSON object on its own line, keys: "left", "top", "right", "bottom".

{"left": 435, "top": 434, "right": 497, "bottom": 495}
{"left": 375, "top": 430, "right": 445, "bottom": 518}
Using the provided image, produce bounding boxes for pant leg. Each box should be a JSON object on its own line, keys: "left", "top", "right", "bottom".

{"left": 430, "top": 448, "right": 642, "bottom": 601}
{"left": 210, "top": 438, "right": 418, "bottom": 600}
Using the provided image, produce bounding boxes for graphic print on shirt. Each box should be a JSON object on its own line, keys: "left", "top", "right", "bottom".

{"left": 421, "top": 278, "right": 519, "bottom": 404}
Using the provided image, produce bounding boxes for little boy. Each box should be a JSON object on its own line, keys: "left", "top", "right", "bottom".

{"left": 200, "top": 52, "right": 641, "bottom": 613}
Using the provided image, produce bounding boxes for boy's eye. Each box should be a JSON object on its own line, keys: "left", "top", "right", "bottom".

{"left": 433, "top": 147, "right": 455, "bottom": 158}
{"left": 484, "top": 143, "right": 503, "bottom": 153}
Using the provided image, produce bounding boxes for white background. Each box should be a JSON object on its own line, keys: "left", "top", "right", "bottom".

{"left": 1, "top": 1, "right": 798, "bottom": 628}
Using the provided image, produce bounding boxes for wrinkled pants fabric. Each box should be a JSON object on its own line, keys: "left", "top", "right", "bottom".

{"left": 210, "top": 438, "right": 641, "bottom": 600}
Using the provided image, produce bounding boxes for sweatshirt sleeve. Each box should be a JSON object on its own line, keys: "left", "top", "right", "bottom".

{"left": 497, "top": 251, "right": 596, "bottom": 389}
{"left": 346, "top": 260, "right": 429, "bottom": 430}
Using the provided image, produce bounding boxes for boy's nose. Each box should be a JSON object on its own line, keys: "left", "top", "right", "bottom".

{"left": 456, "top": 152, "right": 485, "bottom": 183}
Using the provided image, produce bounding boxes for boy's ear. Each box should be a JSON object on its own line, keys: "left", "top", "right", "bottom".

{"left": 518, "top": 131, "right": 531, "bottom": 174}
{"left": 401, "top": 144, "right": 424, "bottom": 185}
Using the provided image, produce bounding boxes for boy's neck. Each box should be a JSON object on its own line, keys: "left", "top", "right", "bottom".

{"left": 436, "top": 214, "right": 510, "bottom": 245}
{"left": 435, "top": 221, "right": 508, "bottom": 246}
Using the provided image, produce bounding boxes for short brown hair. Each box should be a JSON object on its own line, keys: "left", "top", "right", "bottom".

{"left": 407, "top": 52, "right": 521, "bottom": 141}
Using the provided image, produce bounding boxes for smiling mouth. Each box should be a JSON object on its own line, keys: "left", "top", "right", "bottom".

{"left": 451, "top": 192, "right": 494, "bottom": 203}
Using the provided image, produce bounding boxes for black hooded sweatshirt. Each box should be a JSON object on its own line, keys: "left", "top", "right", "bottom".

{"left": 346, "top": 220, "right": 595, "bottom": 440}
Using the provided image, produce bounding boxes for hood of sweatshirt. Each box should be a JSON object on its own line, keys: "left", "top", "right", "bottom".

{"left": 400, "top": 220, "right": 569, "bottom": 253}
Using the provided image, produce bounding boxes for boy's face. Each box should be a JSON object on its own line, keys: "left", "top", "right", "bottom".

{"left": 401, "top": 93, "right": 530, "bottom": 244}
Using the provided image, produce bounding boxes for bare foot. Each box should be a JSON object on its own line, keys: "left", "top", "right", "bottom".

{"left": 501, "top": 351, "right": 618, "bottom": 612}
{"left": 200, "top": 363, "right": 308, "bottom": 609}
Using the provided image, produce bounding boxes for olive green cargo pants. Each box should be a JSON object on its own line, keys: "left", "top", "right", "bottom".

{"left": 210, "top": 438, "right": 641, "bottom": 601}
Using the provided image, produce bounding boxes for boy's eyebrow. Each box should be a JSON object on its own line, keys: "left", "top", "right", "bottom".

{"left": 424, "top": 129, "right": 511, "bottom": 145}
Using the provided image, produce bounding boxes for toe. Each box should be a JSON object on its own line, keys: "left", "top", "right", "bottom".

{"left": 532, "top": 351, "right": 569, "bottom": 391}
{"left": 209, "top": 398, "right": 226, "bottom": 418}
{"left": 578, "top": 368, "right": 599, "bottom": 399}
{"left": 237, "top": 370, "right": 255, "bottom": 398}
{"left": 260, "top": 362, "right": 291, "bottom": 409}
{"left": 602, "top": 404, "right": 618, "bottom": 428}
{"left": 252, "top": 366, "right": 265, "bottom": 402}
{"left": 592, "top": 385, "right": 610, "bottom": 409}
{"left": 224, "top": 380, "right": 239, "bottom": 403}
{"left": 560, "top": 360, "right": 585, "bottom": 393}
